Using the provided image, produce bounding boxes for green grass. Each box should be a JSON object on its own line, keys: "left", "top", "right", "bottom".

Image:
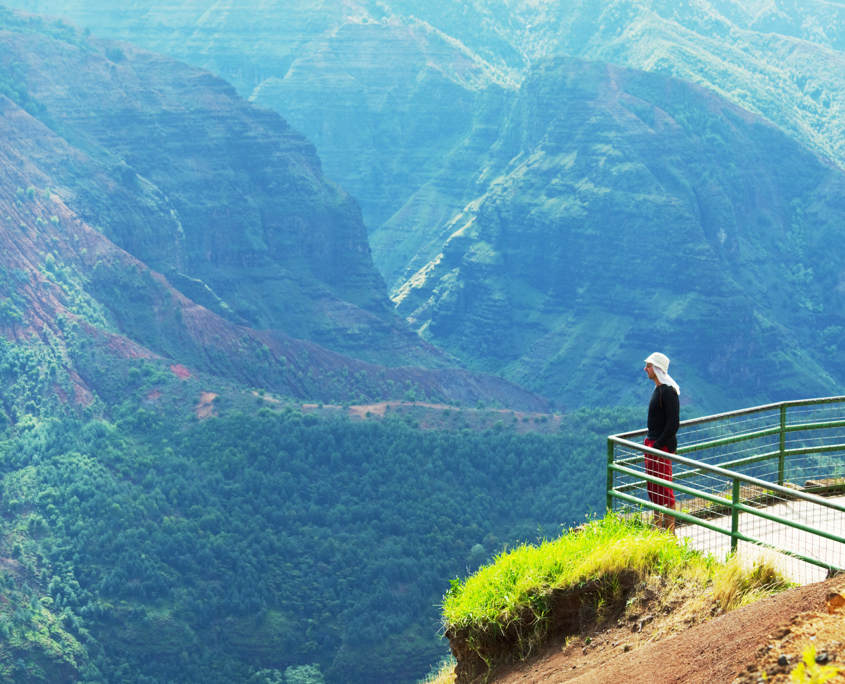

{"left": 418, "top": 657, "right": 456, "bottom": 684}
{"left": 444, "top": 514, "right": 692, "bottom": 629}
{"left": 441, "top": 514, "right": 792, "bottom": 682}
{"left": 443, "top": 513, "right": 789, "bottom": 632}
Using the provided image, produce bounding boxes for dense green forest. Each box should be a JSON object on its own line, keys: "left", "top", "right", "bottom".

{"left": 0, "top": 341, "right": 640, "bottom": 684}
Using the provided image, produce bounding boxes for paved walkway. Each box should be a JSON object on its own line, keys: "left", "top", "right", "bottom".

{"left": 678, "top": 495, "right": 845, "bottom": 584}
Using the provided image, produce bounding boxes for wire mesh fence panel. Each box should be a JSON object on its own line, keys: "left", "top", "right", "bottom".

{"left": 676, "top": 497, "right": 845, "bottom": 585}
{"left": 608, "top": 397, "right": 845, "bottom": 584}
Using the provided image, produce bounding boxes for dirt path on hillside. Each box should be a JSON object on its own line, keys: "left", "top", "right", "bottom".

{"left": 346, "top": 401, "right": 452, "bottom": 417}
{"left": 340, "top": 401, "right": 557, "bottom": 419}
{"left": 487, "top": 579, "right": 842, "bottom": 684}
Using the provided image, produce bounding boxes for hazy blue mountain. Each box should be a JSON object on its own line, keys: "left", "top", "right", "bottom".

{"left": 6, "top": 0, "right": 845, "bottom": 410}
{"left": 393, "top": 55, "right": 845, "bottom": 410}
{"left": 249, "top": 18, "right": 516, "bottom": 286}
{"left": 0, "top": 1, "right": 522, "bottom": 283}
{"left": 8, "top": 0, "right": 845, "bottom": 411}
{"left": 9, "top": 1, "right": 845, "bottom": 253}
{"left": 507, "top": 0, "right": 845, "bottom": 170}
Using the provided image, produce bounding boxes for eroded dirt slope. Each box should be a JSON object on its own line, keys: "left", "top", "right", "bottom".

{"left": 485, "top": 579, "right": 843, "bottom": 684}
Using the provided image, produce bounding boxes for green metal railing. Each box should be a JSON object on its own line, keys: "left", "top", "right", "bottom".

{"left": 607, "top": 396, "right": 845, "bottom": 582}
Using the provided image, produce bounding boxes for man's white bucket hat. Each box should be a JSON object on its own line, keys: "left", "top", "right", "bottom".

{"left": 644, "top": 352, "right": 670, "bottom": 373}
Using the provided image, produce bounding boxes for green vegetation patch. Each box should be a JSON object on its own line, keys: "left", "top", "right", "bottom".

{"left": 0, "top": 403, "right": 632, "bottom": 684}
{"left": 443, "top": 514, "right": 692, "bottom": 629}
{"left": 0, "top": 571, "right": 86, "bottom": 683}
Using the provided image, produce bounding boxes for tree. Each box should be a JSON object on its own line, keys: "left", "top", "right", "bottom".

{"left": 285, "top": 664, "right": 325, "bottom": 684}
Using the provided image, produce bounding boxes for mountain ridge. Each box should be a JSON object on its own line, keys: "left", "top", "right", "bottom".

{"left": 393, "top": 54, "right": 845, "bottom": 410}
{"left": 0, "top": 10, "right": 551, "bottom": 415}
{"left": 10, "top": 0, "right": 845, "bottom": 411}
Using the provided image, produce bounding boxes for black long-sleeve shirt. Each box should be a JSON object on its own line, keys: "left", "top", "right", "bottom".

{"left": 647, "top": 384, "right": 680, "bottom": 452}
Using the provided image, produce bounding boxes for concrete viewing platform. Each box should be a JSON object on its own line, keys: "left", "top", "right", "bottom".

{"left": 678, "top": 495, "right": 845, "bottom": 585}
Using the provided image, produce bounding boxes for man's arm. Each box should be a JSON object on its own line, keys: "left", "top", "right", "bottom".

{"left": 654, "top": 386, "right": 680, "bottom": 449}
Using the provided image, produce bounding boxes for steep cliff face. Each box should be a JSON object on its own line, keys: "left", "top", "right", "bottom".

{"left": 394, "top": 56, "right": 845, "bottom": 410}
{"left": 0, "top": 9, "right": 450, "bottom": 364}
{"left": 250, "top": 17, "right": 514, "bottom": 286}
{"left": 0, "top": 12, "right": 550, "bottom": 414}
{"left": 0, "top": 1, "right": 524, "bottom": 290}
{"left": 0, "top": 19, "right": 405, "bottom": 355}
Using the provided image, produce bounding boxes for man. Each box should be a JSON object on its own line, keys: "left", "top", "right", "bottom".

{"left": 643, "top": 352, "right": 680, "bottom": 534}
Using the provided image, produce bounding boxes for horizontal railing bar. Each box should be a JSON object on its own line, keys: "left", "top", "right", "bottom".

{"left": 615, "top": 480, "right": 646, "bottom": 494}
{"left": 614, "top": 450, "right": 778, "bottom": 474}
{"left": 675, "top": 426, "right": 781, "bottom": 454}
{"left": 612, "top": 395, "right": 845, "bottom": 441}
{"left": 675, "top": 451, "right": 781, "bottom": 480}
{"left": 731, "top": 500, "right": 845, "bottom": 546}
{"left": 613, "top": 443, "right": 845, "bottom": 483}
{"left": 674, "top": 444, "right": 845, "bottom": 483}
{"left": 612, "top": 450, "right": 777, "bottom": 485}
{"left": 780, "top": 444, "right": 845, "bottom": 458}
{"left": 613, "top": 404, "right": 782, "bottom": 440}
{"left": 616, "top": 453, "right": 646, "bottom": 467}
{"left": 670, "top": 421, "right": 845, "bottom": 458}
{"left": 610, "top": 463, "right": 734, "bottom": 505}
{"left": 610, "top": 490, "right": 736, "bottom": 535}
{"left": 784, "top": 418, "right": 845, "bottom": 434}
{"left": 610, "top": 437, "right": 845, "bottom": 514}
{"left": 676, "top": 444, "right": 845, "bottom": 483}
{"left": 612, "top": 461, "right": 799, "bottom": 503}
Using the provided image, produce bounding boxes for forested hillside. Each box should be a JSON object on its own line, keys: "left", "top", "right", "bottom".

{"left": 0, "top": 384, "right": 636, "bottom": 683}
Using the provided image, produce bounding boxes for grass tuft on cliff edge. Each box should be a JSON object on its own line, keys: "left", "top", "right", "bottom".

{"left": 441, "top": 514, "right": 790, "bottom": 682}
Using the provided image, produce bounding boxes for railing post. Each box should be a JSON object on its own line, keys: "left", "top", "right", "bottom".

{"left": 778, "top": 404, "right": 786, "bottom": 486}
{"left": 731, "top": 477, "right": 740, "bottom": 554}
{"left": 606, "top": 439, "right": 614, "bottom": 512}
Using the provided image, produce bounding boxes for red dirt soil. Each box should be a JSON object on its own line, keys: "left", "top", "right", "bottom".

{"left": 170, "top": 364, "right": 191, "bottom": 380}
{"left": 485, "top": 579, "right": 844, "bottom": 684}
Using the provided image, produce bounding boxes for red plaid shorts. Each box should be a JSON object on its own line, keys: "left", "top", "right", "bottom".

{"left": 644, "top": 437, "right": 675, "bottom": 508}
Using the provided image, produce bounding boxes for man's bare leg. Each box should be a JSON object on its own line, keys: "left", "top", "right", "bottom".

{"left": 665, "top": 504, "right": 676, "bottom": 535}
